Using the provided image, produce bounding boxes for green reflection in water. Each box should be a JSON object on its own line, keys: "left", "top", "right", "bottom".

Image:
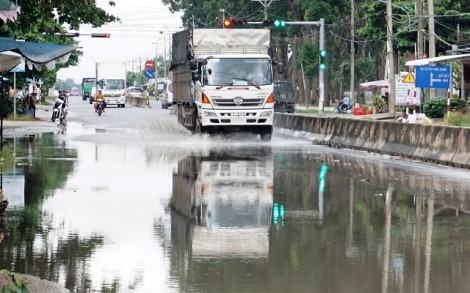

{"left": 0, "top": 133, "right": 106, "bottom": 292}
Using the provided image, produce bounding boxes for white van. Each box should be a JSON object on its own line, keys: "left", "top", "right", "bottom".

{"left": 161, "top": 80, "right": 173, "bottom": 109}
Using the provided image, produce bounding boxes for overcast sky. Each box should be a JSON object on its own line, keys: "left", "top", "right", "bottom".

{"left": 57, "top": 0, "right": 183, "bottom": 83}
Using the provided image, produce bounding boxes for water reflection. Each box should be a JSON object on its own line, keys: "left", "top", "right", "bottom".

{"left": 2, "top": 131, "right": 470, "bottom": 292}
{"left": 170, "top": 149, "right": 470, "bottom": 292}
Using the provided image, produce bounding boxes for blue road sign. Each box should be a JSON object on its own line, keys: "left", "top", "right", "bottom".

{"left": 415, "top": 65, "right": 450, "bottom": 88}
{"left": 144, "top": 69, "right": 154, "bottom": 79}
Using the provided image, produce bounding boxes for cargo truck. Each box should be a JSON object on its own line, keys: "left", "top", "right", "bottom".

{"left": 170, "top": 28, "right": 278, "bottom": 140}
{"left": 95, "top": 62, "right": 127, "bottom": 108}
{"left": 171, "top": 150, "right": 273, "bottom": 258}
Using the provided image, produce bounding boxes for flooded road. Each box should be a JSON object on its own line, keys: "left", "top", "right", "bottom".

{"left": 2, "top": 99, "right": 470, "bottom": 292}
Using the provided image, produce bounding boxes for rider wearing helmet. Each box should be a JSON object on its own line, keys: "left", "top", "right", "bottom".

{"left": 94, "top": 89, "right": 106, "bottom": 112}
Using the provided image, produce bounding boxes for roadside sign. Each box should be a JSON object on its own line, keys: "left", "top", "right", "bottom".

{"left": 395, "top": 72, "right": 421, "bottom": 106}
{"left": 145, "top": 60, "right": 154, "bottom": 70}
{"left": 415, "top": 65, "right": 450, "bottom": 88}
{"left": 403, "top": 71, "right": 415, "bottom": 83}
{"left": 144, "top": 69, "right": 154, "bottom": 79}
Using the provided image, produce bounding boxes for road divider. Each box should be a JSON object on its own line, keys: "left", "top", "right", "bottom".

{"left": 274, "top": 114, "right": 470, "bottom": 168}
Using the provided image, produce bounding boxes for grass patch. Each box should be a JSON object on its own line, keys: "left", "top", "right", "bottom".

{"left": 444, "top": 112, "right": 470, "bottom": 127}
{"left": 6, "top": 114, "right": 36, "bottom": 121}
{"left": 0, "top": 144, "right": 15, "bottom": 170}
{"left": 296, "top": 108, "right": 334, "bottom": 114}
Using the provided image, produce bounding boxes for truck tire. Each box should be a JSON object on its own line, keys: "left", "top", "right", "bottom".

{"left": 260, "top": 126, "right": 273, "bottom": 141}
{"left": 195, "top": 121, "right": 208, "bottom": 135}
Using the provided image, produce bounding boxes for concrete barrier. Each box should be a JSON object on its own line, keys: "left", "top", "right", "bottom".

{"left": 274, "top": 113, "right": 470, "bottom": 169}
{"left": 125, "top": 96, "right": 150, "bottom": 108}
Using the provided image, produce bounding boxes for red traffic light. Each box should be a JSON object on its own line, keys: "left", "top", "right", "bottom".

{"left": 91, "top": 33, "right": 111, "bottom": 38}
{"left": 223, "top": 18, "right": 232, "bottom": 28}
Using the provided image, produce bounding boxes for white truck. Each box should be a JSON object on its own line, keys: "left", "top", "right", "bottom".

{"left": 95, "top": 62, "right": 127, "bottom": 108}
{"left": 170, "top": 28, "right": 277, "bottom": 140}
{"left": 171, "top": 152, "right": 273, "bottom": 258}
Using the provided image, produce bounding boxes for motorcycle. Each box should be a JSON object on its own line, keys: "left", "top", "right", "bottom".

{"left": 334, "top": 102, "right": 353, "bottom": 114}
{"left": 51, "top": 97, "right": 67, "bottom": 127}
{"left": 96, "top": 99, "right": 105, "bottom": 116}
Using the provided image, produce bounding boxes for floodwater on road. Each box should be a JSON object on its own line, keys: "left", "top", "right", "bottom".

{"left": 2, "top": 121, "right": 470, "bottom": 293}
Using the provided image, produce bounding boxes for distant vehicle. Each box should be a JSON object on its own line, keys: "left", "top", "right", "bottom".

{"left": 96, "top": 62, "right": 127, "bottom": 108}
{"left": 70, "top": 87, "right": 80, "bottom": 97}
{"left": 273, "top": 80, "right": 295, "bottom": 113}
{"left": 82, "top": 77, "right": 96, "bottom": 102}
{"left": 124, "top": 86, "right": 144, "bottom": 99}
{"left": 161, "top": 80, "right": 173, "bottom": 109}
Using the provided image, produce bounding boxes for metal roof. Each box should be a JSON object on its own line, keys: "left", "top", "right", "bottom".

{"left": 405, "top": 53, "right": 470, "bottom": 66}
{"left": 0, "top": 37, "right": 76, "bottom": 71}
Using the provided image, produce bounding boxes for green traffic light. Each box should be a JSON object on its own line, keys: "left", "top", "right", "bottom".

{"left": 274, "top": 20, "right": 286, "bottom": 28}
{"left": 320, "top": 50, "right": 327, "bottom": 58}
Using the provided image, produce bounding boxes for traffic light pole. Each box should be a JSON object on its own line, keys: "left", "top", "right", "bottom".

{"left": 248, "top": 20, "right": 325, "bottom": 111}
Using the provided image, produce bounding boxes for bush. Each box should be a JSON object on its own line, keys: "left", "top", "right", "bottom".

{"left": 423, "top": 97, "right": 466, "bottom": 118}
{"left": 372, "top": 95, "right": 387, "bottom": 113}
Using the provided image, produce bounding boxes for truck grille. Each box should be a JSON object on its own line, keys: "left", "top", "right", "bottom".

{"left": 212, "top": 98, "right": 264, "bottom": 107}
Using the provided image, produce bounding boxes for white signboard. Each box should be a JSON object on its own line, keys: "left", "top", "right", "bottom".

{"left": 395, "top": 72, "right": 421, "bottom": 106}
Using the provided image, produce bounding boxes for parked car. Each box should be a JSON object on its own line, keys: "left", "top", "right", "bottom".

{"left": 124, "top": 86, "right": 144, "bottom": 99}
{"left": 161, "top": 80, "right": 173, "bottom": 109}
{"left": 273, "top": 80, "right": 295, "bottom": 113}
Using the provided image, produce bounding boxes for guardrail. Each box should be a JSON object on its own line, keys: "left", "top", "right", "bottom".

{"left": 125, "top": 96, "right": 150, "bottom": 108}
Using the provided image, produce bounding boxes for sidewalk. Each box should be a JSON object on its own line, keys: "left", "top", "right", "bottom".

{"left": 2, "top": 104, "right": 57, "bottom": 136}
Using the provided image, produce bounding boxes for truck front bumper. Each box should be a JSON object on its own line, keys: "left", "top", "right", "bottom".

{"left": 200, "top": 109, "right": 274, "bottom": 126}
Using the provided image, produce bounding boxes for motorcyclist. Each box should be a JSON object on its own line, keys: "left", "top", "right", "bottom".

{"left": 94, "top": 89, "right": 106, "bottom": 112}
{"left": 52, "top": 90, "right": 68, "bottom": 121}
{"left": 339, "top": 96, "right": 350, "bottom": 111}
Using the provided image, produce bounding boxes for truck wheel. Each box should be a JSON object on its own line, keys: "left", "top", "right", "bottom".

{"left": 260, "top": 132, "right": 272, "bottom": 141}
{"left": 195, "top": 121, "right": 208, "bottom": 135}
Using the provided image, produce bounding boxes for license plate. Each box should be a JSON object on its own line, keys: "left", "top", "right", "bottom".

{"left": 230, "top": 112, "right": 245, "bottom": 117}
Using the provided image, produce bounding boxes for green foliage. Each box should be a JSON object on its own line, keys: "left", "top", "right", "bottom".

{"left": 423, "top": 97, "right": 467, "bottom": 118}
{"left": 0, "top": 269, "right": 29, "bottom": 292}
{"left": 0, "top": 0, "right": 119, "bottom": 94}
{"left": 372, "top": 95, "right": 387, "bottom": 113}
{"left": 0, "top": 145, "right": 15, "bottom": 171}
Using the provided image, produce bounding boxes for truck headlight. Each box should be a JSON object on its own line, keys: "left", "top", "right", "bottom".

{"left": 260, "top": 111, "right": 273, "bottom": 117}
{"left": 204, "top": 111, "right": 217, "bottom": 117}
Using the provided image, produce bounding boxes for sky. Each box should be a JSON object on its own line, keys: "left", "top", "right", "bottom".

{"left": 57, "top": 0, "right": 183, "bottom": 83}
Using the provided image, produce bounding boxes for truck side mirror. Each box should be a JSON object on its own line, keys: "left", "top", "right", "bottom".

{"left": 189, "top": 60, "right": 198, "bottom": 71}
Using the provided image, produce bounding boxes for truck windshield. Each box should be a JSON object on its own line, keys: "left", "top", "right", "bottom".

{"left": 104, "top": 79, "right": 125, "bottom": 90}
{"left": 203, "top": 58, "right": 272, "bottom": 86}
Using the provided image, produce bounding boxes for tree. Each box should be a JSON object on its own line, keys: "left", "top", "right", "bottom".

{"left": 0, "top": 0, "right": 119, "bottom": 91}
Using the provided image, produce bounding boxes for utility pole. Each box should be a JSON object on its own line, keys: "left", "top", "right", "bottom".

{"left": 251, "top": 0, "right": 279, "bottom": 20}
{"left": 428, "top": 0, "right": 436, "bottom": 99}
{"left": 350, "top": 0, "right": 355, "bottom": 105}
{"left": 416, "top": 0, "right": 424, "bottom": 58}
{"left": 386, "top": 0, "right": 396, "bottom": 115}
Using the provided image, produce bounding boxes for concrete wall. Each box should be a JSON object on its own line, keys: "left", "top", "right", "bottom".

{"left": 274, "top": 114, "right": 470, "bottom": 169}
{"left": 125, "top": 96, "right": 150, "bottom": 107}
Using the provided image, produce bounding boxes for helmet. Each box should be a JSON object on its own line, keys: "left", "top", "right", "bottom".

{"left": 98, "top": 89, "right": 102, "bottom": 93}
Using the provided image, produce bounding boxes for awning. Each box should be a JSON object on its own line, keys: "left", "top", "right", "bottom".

{"left": 0, "top": 37, "right": 76, "bottom": 72}
{"left": 360, "top": 79, "right": 389, "bottom": 89}
{"left": 0, "top": 50, "right": 21, "bottom": 73}
{"left": 405, "top": 53, "right": 470, "bottom": 66}
{"left": 0, "top": 0, "right": 20, "bottom": 24}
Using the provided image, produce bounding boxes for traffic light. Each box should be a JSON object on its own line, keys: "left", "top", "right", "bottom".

{"left": 319, "top": 50, "right": 327, "bottom": 71}
{"left": 223, "top": 18, "right": 232, "bottom": 28}
{"left": 91, "top": 33, "right": 111, "bottom": 38}
{"left": 223, "top": 18, "right": 248, "bottom": 28}
{"left": 262, "top": 20, "right": 274, "bottom": 27}
{"left": 273, "top": 19, "right": 286, "bottom": 29}
{"left": 273, "top": 203, "right": 285, "bottom": 225}
{"left": 319, "top": 163, "right": 328, "bottom": 192}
